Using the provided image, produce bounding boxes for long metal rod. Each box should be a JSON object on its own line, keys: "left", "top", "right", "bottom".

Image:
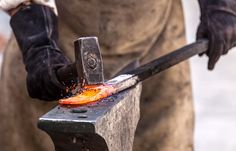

{"left": 106, "top": 40, "right": 209, "bottom": 92}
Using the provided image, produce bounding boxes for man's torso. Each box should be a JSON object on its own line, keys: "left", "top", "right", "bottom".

{"left": 57, "top": 0, "right": 173, "bottom": 56}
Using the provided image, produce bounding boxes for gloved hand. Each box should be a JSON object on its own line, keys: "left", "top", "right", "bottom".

{"left": 10, "top": 4, "right": 76, "bottom": 101}
{"left": 197, "top": 0, "right": 236, "bottom": 70}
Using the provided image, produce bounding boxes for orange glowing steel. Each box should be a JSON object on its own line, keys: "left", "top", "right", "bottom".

{"left": 59, "top": 84, "right": 116, "bottom": 105}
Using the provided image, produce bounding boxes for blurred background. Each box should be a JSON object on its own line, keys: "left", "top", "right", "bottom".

{"left": 183, "top": 1, "right": 236, "bottom": 151}
{"left": 0, "top": 1, "right": 236, "bottom": 151}
{"left": 0, "top": 11, "right": 10, "bottom": 72}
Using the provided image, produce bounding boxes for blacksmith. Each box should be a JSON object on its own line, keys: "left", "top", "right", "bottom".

{"left": 0, "top": 0, "right": 236, "bottom": 151}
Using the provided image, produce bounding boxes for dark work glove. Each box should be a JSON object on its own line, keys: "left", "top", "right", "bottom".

{"left": 197, "top": 0, "right": 236, "bottom": 70}
{"left": 10, "top": 4, "right": 76, "bottom": 101}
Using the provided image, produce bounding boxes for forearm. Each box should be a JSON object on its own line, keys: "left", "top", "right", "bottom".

{"left": 9, "top": 4, "right": 74, "bottom": 101}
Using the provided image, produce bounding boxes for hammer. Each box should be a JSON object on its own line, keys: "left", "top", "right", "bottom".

{"left": 56, "top": 37, "right": 105, "bottom": 88}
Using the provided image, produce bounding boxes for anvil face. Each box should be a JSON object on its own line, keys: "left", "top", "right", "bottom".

{"left": 38, "top": 88, "right": 129, "bottom": 133}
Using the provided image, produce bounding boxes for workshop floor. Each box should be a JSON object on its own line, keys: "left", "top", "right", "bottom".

{"left": 1, "top": 1, "right": 236, "bottom": 150}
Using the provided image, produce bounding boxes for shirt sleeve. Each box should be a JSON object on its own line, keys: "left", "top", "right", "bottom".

{"left": 0, "top": 0, "right": 26, "bottom": 10}
{"left": 0, "top": 0, "right": 57, "bottom": 15}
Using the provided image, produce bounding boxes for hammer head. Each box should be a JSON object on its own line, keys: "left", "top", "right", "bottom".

{"left": 56, "top": 37, "right": 104, "bottom": 88}
{"left": 75, "top": 37, "right": 104, "bottom": 87}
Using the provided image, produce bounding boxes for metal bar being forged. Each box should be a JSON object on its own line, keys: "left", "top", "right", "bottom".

{"left": 106, "top": 40, "right": 208, "bottom": 93}
{"left": 59, "top": 40, "right": 208, "bottom": 106}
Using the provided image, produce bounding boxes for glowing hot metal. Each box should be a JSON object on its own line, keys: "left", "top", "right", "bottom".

{"left": 59, "top": 84, "right": 116, "bottom": 105}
